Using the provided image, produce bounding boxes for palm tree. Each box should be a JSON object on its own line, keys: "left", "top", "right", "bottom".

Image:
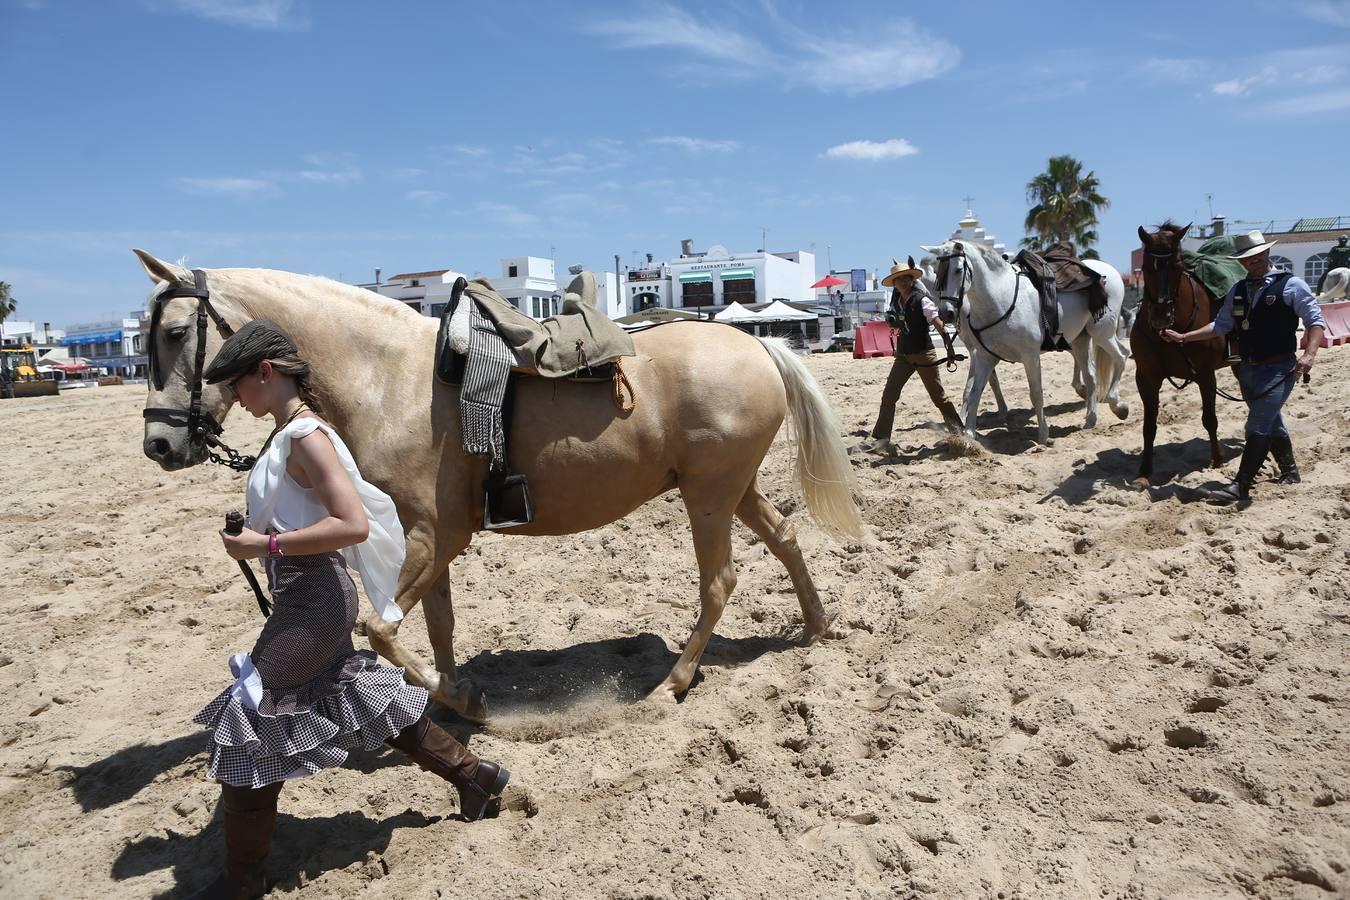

{"left": 1021, "top": 155, "right": 1110, "bottom": 259}
{"left": 0, "top": 282, "right": 15, "bottom": 326}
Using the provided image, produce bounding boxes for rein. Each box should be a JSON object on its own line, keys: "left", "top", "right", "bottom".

{"left": 142, "top": 269, "right": 256, "bottom": 472}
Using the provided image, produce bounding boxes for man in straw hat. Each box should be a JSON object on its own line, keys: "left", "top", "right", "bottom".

{"left": 1164, "top": 230, "right": 1325, "bottom": 505}
{"left": 860, "top": 257, "right": 962, "bottom": 455}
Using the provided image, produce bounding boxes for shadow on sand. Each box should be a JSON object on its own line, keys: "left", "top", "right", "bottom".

{"left": 457, "top": 630, "right": 794, "bottom": 717}
{"left": 1040, "top": 436, "right": 1243, "bottom": 506}
{"left": 114, "top": 804, "right": 441, "bottom": 898}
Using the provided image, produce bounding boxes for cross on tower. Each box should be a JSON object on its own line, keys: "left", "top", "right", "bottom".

{"left": 962, "top": 194, "right": 975, "bottom": 210}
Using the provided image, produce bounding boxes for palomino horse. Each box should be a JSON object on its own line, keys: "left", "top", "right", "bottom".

{"left": 1132, "top": 223, "right": 1229, "bottom": 483}
{"left": 134, "top": 251, "right": 862, "bottom": 721}
{"left": 923, "top": 240, "right": 1129, "bottom": 445}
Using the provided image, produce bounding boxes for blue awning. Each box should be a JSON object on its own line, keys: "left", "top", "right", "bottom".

{"left": 60, "top": 329, "right": 123, "bottom": 345}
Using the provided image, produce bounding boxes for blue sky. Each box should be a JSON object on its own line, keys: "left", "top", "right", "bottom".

{"left": 3, "top": 0, "right": 1349, "bottom": 326}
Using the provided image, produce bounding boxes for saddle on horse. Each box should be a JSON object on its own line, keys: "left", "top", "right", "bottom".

{"left": 1014, "top": 242, "right": 1109, "bottom": 351}
{"left": 434, "top": 273, "right": 636, "bottom": 530}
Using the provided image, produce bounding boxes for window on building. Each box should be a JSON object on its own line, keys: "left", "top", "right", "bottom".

{"left": 1305, "top": 253, "right": 1328, "bottom": 284}
{"left": 681, "top": 280, "right": 714, "bottom": 308}
{"left": 1269, "top": 255, "right": 1293, "bottom": 273}
{"left": 410, "top": 279, "right": 421, "bottom": 287}
{"left": 508, "top": 265, "right": 518, "bottom": 278}
{"left": 530, "top": 295, "right": 559, "bottom": 319}
{"left": 722, "top": 277, "right": 756, "bottom": 306}
{"left": 132, "top": 333, "right": 142, "bottom": 352}
{"left": 430, "top": 303, "right": 448, "bottom": 319}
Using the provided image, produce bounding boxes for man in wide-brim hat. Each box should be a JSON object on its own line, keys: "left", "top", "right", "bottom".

{"left": 860, "top": 257, "right": 961, "bottom": 455}
{"left": 1164, "top": 230, "right": 1325, "bottom": 505}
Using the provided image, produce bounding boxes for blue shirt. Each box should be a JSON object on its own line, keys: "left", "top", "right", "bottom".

{"left": 1212, "top": 270, "right": 1325, "bottom": 337}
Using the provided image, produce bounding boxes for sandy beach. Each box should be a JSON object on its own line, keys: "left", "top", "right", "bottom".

{"left": 1, "top": 349, "right": 1347, "bottom": 899}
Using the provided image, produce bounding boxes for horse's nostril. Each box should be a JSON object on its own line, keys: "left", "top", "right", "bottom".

{"left": 146, "top": 437, "right": 171, "bottom": 459}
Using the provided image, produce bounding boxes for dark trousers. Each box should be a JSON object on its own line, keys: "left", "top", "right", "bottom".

{"left": 870, "top": 350, "right": 961, "bottom": 439}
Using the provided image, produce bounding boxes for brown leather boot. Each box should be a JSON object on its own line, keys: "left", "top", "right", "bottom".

{"left": 188, "top": 782, "right": 282, "bottom": 899}
{"left": 386, "top": 715, "right": 509, "bottom": 821}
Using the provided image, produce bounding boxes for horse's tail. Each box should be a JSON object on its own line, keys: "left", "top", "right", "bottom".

{"left": 1094, "top": 342, "right": 1113, "bottom": 401}
{"left": 758, "top": 337, "right": 863, "bottom": 541}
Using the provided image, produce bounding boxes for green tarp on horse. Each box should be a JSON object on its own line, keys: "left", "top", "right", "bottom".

{"left": 1182, "top": 235, "right": 1248, "bottom": 305}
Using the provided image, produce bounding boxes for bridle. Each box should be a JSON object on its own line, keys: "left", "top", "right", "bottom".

{"left": 936, "top": 244, "right": 1019, "bottom": 363}
{"left": 142, "top": 269, "right": 256, "bottom": 471}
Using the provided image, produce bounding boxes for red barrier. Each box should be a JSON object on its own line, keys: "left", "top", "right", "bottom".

{"left": 1302, "top": 301, "right": 1350, "bottom": 349}
{"left": 853, "top": 320, "right": 898, "bottom": 359}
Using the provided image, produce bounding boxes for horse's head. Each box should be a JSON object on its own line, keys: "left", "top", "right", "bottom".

{"left": 1137, "top": 222, "right": 1190, "bottom": 331}
{"left": 921, "top": 241, "right": 966, "bottom": 325}
{"left": 134, "top": 250, "right": 244, "bottom": 471}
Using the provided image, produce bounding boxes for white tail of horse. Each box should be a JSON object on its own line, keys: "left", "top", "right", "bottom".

{"left": 758, "top": 337, "right": 863, "bottom": 541}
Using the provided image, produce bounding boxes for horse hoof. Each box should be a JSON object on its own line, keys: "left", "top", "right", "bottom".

{"left": 646, "top": 684, "right": 681, "bottom": 705}
{"left": 437, "top": 675, "right": 489, "bottom": 723}
{"left": 1082, "top": 416, "right": 1098, "bottom": 430}
{"left": 1130, "top": 476, "right": 1151, "bottom": 489}
{"left": 1112, "top": 403, "right": 1130, "bottom": 420}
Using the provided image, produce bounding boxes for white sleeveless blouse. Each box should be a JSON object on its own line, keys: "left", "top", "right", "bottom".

{"left": 245, "top": 417, "right": 406, "bottom": 623}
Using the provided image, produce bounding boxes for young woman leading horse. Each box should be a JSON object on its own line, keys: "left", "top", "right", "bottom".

{"left": 135, "top": 250, "right": 862, "bottom": 725}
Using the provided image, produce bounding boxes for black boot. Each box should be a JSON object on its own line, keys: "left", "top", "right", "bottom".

{"left": 189, "top": 782, "right": 282, "bottom": 899}
{"left": 1210, "top": 434, "right": 1271, "bottom": 505}
{"left": 1268, "top": 435, "right": 1300, "bottom": 484}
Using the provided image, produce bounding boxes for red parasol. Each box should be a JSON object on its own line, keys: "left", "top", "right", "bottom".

{"left": 810, "top": 274, "right": 848, "bottom": 289}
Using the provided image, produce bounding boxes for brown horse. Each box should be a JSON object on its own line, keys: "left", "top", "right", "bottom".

{"left": 1131, "top": 223, "right": 1229, "bottom": 483}
{"left": 133, "top": 251, "right": 863, "bottom": 722}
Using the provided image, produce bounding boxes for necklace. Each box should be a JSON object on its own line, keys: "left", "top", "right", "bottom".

{"left": 257, "top": 403, "right": 310, "bottom": 458}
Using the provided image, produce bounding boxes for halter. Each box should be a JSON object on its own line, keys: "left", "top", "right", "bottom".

{"left": 142, "top": 269, "right": 257, "bottom": 472}
{"left": 936, "top": 245, "right": 1019, "bottom": 363}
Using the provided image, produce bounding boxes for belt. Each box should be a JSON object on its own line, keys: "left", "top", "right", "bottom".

{"left": 1242, "top": 353, "right": 1295, "bottom": 365}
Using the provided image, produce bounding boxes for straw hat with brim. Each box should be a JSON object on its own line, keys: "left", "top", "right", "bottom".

{"left": 881, "top": 258, "right": 924, "bottom": 287}
{"left": 1228, "top": 230, "right": 1279, "bottom": 260}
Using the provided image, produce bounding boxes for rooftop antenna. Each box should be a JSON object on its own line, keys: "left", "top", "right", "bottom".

{"left": 760, "top": 225, "right": 767, "bottom": 252}
{"left": 1206, "top": 193, "right": 1214, "bottom": 220}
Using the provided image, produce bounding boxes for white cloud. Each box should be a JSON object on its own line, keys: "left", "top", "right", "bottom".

{"left": 647, "top": 136, "right": 740, "bottom": 153}
{"left": 1137, "top": 57, "right": 1206, "bottom": 82}
{"left": 1285, "top": 0, "right": 1350, "bottom": 27}
{"left": 473, "top": 201, "right": 540, "bottom": 231}
{"left": 588, "top": 4, "right": 958, "bottom": 94}
{"left": 142, "top": 0, "right": 306, "bottom": 30}
{"left": 174, "top": 176, "right": 274, "bottom": 195}
{"left": 405, "top": 190, "right": 447, "bottom": 204}
{"left": 823, "top": 139, "right": 919, "bottom": 161}
{"left": 1263, "top": 87, "right": 1350, "bottom": 115}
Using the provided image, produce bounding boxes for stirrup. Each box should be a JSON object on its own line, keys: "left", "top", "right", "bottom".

{"left": 483, "top": 471, "right": 533, "bottom": 530}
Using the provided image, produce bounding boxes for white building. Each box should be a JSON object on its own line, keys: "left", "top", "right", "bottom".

{"left": 622, "top": 241, "right": 816, "bottom": 314}
{"left": 2, "top": 320, "right": 64, "bottom": 349}
{"left": 360, "top": 257, "right": 623, "bottom": 321}
{"left": 60, "top": 316, "right": 145, "bottom": 376}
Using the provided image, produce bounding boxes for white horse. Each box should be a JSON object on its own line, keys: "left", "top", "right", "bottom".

{"left": 1317, "top": 267, "right": 1349, "bottom": 303}
{"left": 918, "top": 255, "right": 1010, "bottom": 425}
{"left": 922, "top": 240, "right": 1129, "bottom": 445}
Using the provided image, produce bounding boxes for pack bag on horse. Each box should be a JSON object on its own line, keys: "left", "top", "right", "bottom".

{"left": 922, "top": 239, "right": 1129, "bottom": 445}
{"left": 1131, "top": 223, "right": 1243, "bottom": 484}
{"left": 135, "top": 250, "right": 863, "bottom": 722}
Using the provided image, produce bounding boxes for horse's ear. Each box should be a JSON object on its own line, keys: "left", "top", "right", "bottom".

{"left": 1180, "top": 222, "right": 1192, "bottom": 237}
{"left": 1138, "top": 225, "right": 1152, "bottom": 245}
{"left": 133, "top": 249, "right": 191, "bottom": 286}
{"left": 918, "top": 244, "right": 940, "bottom": 254}
{"left": 907, "top": 255, "right": 917, "bottom": 268}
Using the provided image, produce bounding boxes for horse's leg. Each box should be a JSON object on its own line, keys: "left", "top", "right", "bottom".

{"left": 963, "top": 351, "right": 995, "bottom": 438}
{"left": 1069, "top": 335, "right": 1097, "bottom": 429}
{"left": 1072, "top": 357, "right": 1087, "bottom": 399}
{"left": 365, "top": 526, "right": 487, "bottom": 722}
{"left": 988, "top": 366, "right": 1010, "bottom": 424}
{"left": 1197, "top": 368, "right": 1222, "bottom": 469}
{"left": 650, "top": 491, "right": 739, "bottom": 702}
{"left": 1134, "top": 369, "right": 1160, "bottom": 483}
{"left": 1024, "top": 356, "right": 1050, "bottom": 444}
{"left": 735, "top": 481, "right": 830, "bottom": 644}
{"left": 1101, "top": 335, "right": 1131, "bottom": 419}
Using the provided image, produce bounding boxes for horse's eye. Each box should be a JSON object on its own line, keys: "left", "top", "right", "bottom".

{"left": 166, "top": 326, "right": 189, "bottom": 340}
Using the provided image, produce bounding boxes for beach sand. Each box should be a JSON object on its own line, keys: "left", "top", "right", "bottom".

{"left": 1, "top": 349, "right": 1347, "bottom": 899}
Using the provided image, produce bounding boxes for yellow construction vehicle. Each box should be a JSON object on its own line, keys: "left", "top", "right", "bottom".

{"left": 0, "top": 345, "right": 60, "bottom": 398}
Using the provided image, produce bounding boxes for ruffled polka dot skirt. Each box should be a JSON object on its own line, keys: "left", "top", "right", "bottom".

{"left": 192, "top": 551, "right": 427, "bottom": 788}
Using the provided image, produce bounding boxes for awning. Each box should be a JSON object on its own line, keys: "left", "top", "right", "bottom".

{"left": 714, "top": 302, "right": 762, "bottom": 323}
{"left": 678, "top": 273, "right": 713, "bottom": 283}
{"left": 60, "top": 329, "right": 123, "bottom": 345}
{"left": 52, "top": 362, "right": 91, "bottom": 372}
{"left": 717, "top": 269, "right": 755, "bottom": 280}
{"left": 754, "top": 300, "right": 816, "bottom": 321}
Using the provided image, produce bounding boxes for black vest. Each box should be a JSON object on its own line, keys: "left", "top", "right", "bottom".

{"left": 1232, "top": 272, "right": 1297, "bottom": 361}
{"left": 889, "top": 290, "right": 933, "bottom": 354}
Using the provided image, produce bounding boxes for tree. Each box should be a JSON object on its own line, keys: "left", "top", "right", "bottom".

{"left": 0, "top": 282, "right": 15, "bottom": 327}
{"left": 1021, "top": 155, "right": 1110, "bottom": 259}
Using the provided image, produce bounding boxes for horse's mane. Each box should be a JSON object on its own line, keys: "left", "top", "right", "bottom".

{"left": 219, "top": 268, "right": 427, "bottom": 324}
{"left": 965, "top": 241, "right": 1008, "bottom": 271}
{"left": 1154, "top": 220, "right": 1188, "bottom": 242}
